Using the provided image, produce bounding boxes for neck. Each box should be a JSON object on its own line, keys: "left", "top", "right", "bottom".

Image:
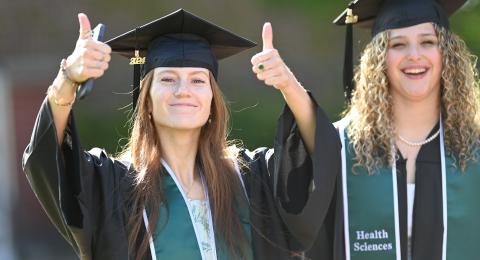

{"left": 392, "top": 93, "right": 440, "bottom": 140}
{"left": 157, "top": 127, "right": 201, "bottom": 185}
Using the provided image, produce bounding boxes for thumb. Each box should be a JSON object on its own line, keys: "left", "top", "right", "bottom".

{"left": 78, "top": 13, "right": 92, "bottom": 40}
{"left": 262, "top": 22, "right": 274, "bottom": 51}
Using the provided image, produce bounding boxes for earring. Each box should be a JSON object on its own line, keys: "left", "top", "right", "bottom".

{"left": 208, "top": 117, "right": 212, "bottom": 124}
{"left": 148, "top": 113, "right": 152, "bottom": 120}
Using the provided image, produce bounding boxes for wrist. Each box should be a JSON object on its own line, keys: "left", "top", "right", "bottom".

{"left": 47, "top": 84, "right": 76, "bottom": 107}
{"left": 279, "top": 75, "right": 303, "bottom": 96}
{"left": 60, "top": 58, "right": 80, "bottom": 87}
{"left": 47, "top": 59, "right": 79, "bottom": 107}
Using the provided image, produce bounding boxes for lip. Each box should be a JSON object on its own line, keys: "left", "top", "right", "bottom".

{"left": 400, "top": 65, "right": 430, "bottom": 80}
{"left": 169, "top": 103, "right": 198, "bottom": 107}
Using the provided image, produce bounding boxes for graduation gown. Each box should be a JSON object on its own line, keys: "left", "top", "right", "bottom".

{"left": 306, "top": 123, "right": 474, "bottom": 260}
{"left": 22, "top": 97, "right": 340, "bottom": 260}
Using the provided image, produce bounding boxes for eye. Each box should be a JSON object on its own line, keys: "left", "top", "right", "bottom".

{"left": 421, "top": 40, "right": 437, "bottom": 47}
{"left": 192, "top": 79, "right": 206, "bottom": 84}
{"left": 390, "top": 42, "right": 405, "bottom": 49}
{"left": 160, "top": 77, "right": 175, "bottom": 83}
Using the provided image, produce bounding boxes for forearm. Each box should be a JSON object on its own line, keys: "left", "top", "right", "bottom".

{"left": 47, "top": 71, "right": 77, "bottom": 145}
{"left": 280, "top": 77, "right": 316, "bottom": 154}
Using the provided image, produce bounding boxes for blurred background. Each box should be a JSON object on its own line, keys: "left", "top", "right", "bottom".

{"left": 1, "top": 0, "right": 479, "bottom": 259}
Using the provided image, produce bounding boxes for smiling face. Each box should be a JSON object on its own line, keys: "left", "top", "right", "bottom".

{"left": 148, "top": 67, "right": 213, "bottom": 131}
{"left": 386, "top": 23, "right": 443, "bottom": 103}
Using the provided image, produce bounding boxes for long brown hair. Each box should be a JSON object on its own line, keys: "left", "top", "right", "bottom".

{"left": 120, "top": 70, "right": 248, "bottom": 259}
{"left": 344, "top": 24, "right": 480, "bottom": 172}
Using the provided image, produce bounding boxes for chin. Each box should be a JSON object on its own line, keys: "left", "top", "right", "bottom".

{"left": 401, "top": 89, "right": 434, "bottom": 102}
{"left": 154, "top": 114, "right": 210, "bottom": 131}
{"left": 396, "top": 81, "right": 436, "bottom": 100}
{"left": 169, "top": 120, "right": 207, "bottom": 130}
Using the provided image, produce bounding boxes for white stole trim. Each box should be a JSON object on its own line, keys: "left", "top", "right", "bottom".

{"left": 160, "top": 159, "right": 217, "bottom": 260}
{"left": 439, "top": 118, "right": 448, "bottom": 260}
{"left": 339, "top": 123, "right": 352, "bottom": 260}
{"left": 142, "top": 208, "right": 158, "bottom": 260}
{"left": 391, "top": 153, "right": 402, "bottom": 260}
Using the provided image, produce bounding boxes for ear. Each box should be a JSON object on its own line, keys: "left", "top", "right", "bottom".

{"left": 146, "top": 97, "right": 153, "bottom": 114}
{"left": 142, "top": 86, "right": 153, "bottom": 114}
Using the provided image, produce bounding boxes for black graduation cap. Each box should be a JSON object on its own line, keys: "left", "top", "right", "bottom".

{"left": 105, "top": 9, "right": 256, "bottom": 107}
{"left": 332, "top": 0, "right": 467, "bottom": 102}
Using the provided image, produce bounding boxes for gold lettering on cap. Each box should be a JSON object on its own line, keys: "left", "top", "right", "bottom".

{"left": 130, "top": 50, "right": 146, "bottom": 65}
{"left": 345, "top": 8, "right": 358, "bottom": 24}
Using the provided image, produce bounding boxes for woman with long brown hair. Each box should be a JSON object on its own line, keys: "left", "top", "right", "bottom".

{"left": 306, "top": 0, "right": 480, "bottom": 259}
{"left": 22, "top": 9, "right": 339, "bottom": 260}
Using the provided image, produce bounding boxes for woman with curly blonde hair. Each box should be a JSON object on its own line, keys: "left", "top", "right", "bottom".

{"left": 347, "top": 24, "right": 480, "bottom": 174}
{"left": 307, "top": 0, "right": 480, "bottom": 260}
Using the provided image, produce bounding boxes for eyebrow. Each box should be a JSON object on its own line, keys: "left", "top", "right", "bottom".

{"left": 419, "top": 33, "right": 437, "bottom": 37}
{"left": 190, "top": 71, "right": 209, "bottom": 77}
{"left": 389, "top": 33, "right": 437, "bottom": 40}
{"left": 155, "top": 70, "right": 177, "bottom": 76}
{"left": 156, "top": 70, "right": 209, "bottom": 77}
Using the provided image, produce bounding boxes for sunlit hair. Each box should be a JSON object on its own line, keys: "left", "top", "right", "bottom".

{"left": 119, "top": 69, "right": 248, "bottom": 260}
{"left": 344, "top": 23, "right": 480, "bottom": 173}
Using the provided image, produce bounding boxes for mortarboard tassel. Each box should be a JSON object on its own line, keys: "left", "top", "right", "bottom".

{"left": 344, "top": 8, "right": 358, "bottom": 103}
{"left": 133, "top": 63, "right": 141, "bottom": 110}
{"left": 344, "top": 23, "right": 354, "bottom": 103}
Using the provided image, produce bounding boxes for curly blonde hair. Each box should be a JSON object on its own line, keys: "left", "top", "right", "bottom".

{"left": 344, "top": 24, "right": 480, "bottom": 173}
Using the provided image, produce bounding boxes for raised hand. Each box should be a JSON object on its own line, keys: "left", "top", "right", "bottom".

{"left": 65, "top": 13, "right": 111, "bottom": 83}
{"left": 251, "top": 22, "right": 316, "bottom": 154}
{"left": 251, "top": 22, "right": 297, "bottom": 92}
{"left": 48, "top": 13, "right": 112, "bottom": 144}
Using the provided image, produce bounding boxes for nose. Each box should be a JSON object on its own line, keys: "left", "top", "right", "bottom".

{"left": 407, "top": 44, "right": 422, "bottom": 61}
{"left": 173, "top": 79, "right": 191, "bottom": 97}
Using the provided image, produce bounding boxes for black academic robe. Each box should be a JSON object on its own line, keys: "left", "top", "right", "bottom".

{"left": 306, "top": 124, "right": 447, "bottom": 260}
{"left": 22, "top": 97, "right": 340, "bottom": 260}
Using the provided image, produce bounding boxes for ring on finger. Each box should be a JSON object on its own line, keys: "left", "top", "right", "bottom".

{"left": 257, "top": 63, "right": 265, "bottom": 71}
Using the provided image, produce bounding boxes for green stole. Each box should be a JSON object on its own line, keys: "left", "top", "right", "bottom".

{"left": 143, "top": 161, "right": 253, "bottom": 260}
{"left": 339, "top": 123, "right": 480, "bottom": 260}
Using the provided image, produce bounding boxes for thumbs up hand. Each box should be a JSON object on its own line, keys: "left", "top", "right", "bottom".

{"left": 65, "top": 13, "right": 111, "bottom": 83}
{"left": 251, "top": 22, "right": 298, "bottom": 92}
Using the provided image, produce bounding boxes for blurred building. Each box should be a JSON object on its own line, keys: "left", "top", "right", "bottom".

{"left": 0, "top": 69, "right": 17, "bottom": 260}
{"left": 8, "top": 57, "right": 78, "bottom": 259}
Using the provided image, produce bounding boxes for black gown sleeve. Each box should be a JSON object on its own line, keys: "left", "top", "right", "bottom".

{"left": 241, "top": 94, "right": 341, "bottom": 258}
{"left": 21, "top": 98, "right": 131, "bottom": 259}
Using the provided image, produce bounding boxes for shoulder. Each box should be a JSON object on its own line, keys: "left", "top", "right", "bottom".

{"left": 237, "top": 147, "right": 273, "bottom": 163}
{"left": 85, "top": 147, "right": 132, "bottom": 173}
{"left": 333, "top": 116, "right": 351, "bottom": 130}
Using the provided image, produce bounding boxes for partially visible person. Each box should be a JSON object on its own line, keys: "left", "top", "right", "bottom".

{"left": 306, "top": 0, "right": 480, "bottom": 259}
